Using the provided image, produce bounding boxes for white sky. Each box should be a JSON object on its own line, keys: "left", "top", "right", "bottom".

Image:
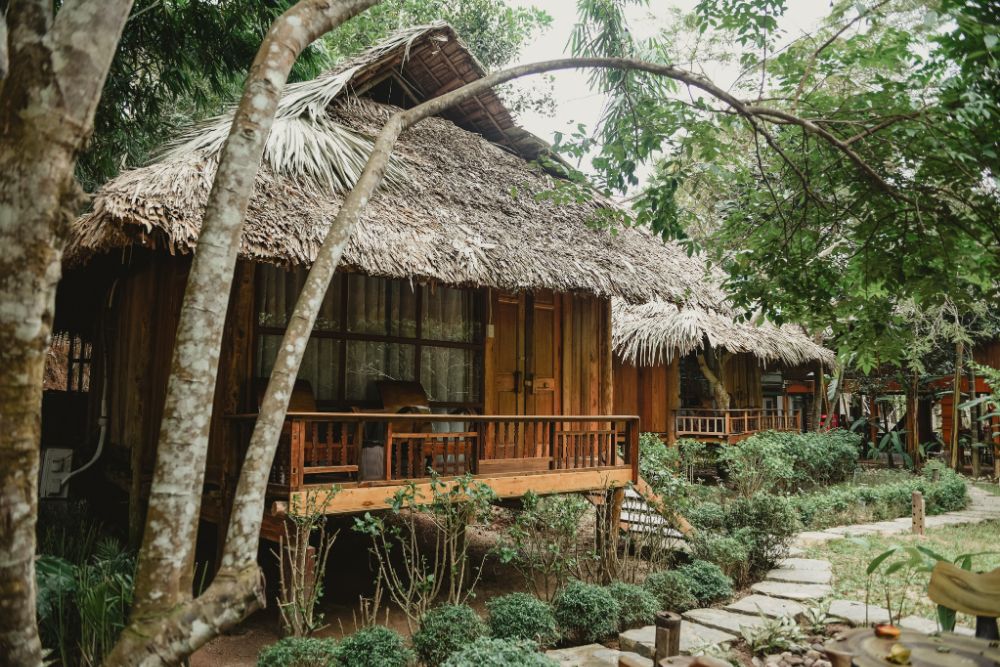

{"left": 507, "top": 1, "right": 835, "bottom": 152}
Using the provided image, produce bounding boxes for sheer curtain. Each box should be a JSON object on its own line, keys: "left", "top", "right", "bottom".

{"left": 255, "top": 266, "right": 481, "bottom": 407}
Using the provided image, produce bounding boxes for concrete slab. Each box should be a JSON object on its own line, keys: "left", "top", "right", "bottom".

{"left": 827, "top": 599, "right": 890, "bottom": 626}
{"left": 795, "top": 531, "right": 843, "bottom": 545}
{"left": 547, "top": 644, "right": 653, "bottom": 667}
{"left": 678, "top": 622, "right": 737, "bottom": 655}
{"left": 725, "top": 594, "right": 806, "bottom": 619}
{"left": 750, "top": 580, "right": 833, "bottom": 601}
{"left": 682, "top": 608, "right": 766, "bottom": 634}
{"left": 765, "top": 567, "right": 833, "bottom": 585}
{"left": 619, "top": 626, "right": 655, "bottom": 659}
{"left": 777, "top": 558, "right": 832, "bottom": 571}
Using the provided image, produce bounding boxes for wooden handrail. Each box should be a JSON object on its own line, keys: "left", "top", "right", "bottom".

{"left": 231, "top": 411, "right": 640, "bottom": 491}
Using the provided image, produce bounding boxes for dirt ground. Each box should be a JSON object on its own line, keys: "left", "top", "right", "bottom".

{"left": 192, "top": 508, "right": 531, "bottom": 666}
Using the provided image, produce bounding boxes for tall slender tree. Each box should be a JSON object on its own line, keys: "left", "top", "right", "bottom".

{"left": 0, "top": 3, "right": 136, "bottom": 664}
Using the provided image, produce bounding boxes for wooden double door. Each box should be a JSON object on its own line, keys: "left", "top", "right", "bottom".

{"left": 491, "top": 290, "right": 560, "bottom": 417}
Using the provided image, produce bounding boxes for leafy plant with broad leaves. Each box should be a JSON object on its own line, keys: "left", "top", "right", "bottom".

{"left": 739, "top": 614, "right": 805, "bottom": 656}
{"left": 865, "top": 545, "right": 1000, "bottom": 630}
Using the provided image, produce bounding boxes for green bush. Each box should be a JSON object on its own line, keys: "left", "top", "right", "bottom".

{"left": 486, "top": 593, "right": 560, "bottom": 647}
{"left": 787, "top": 465, "right": 968, "bottom": 530}
{"left": 642, "top": 571, "right": 697, "bottom": 612}
{"left": 639, "top": 433, "right": 693, "bottom": 506}
{"left": 606, "top": 582, "right": 660, "bottom": 630}
{"left": 722, "top": 494, "right": 799, "bottom": 581}
{"left": 717, "top": 435, "right": 795, "bottom": 497}
{"left": 551, "top": 580, "right": 620, "bottom": 643}
{"left": 687, "top": 534, "right": 749, "bottom": 584}
{"left": 335, "top": 626, "right": 413, "bottom": 667}
{"left": 257, "top": 637, "right": 338, "bottom": 667}
{"left": 441, "top": 637, "right": 558, "bottom": 667}
{"left": 413, "top": 605, "right": 488, "bottom": 666}
{"left": 686, "top": 502, "right": 726, "bottom": 532}
{"left": 678, "top": 560, "right": 733, "bottom": 605}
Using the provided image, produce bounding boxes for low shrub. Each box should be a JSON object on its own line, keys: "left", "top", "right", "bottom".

{"left": 717, "top": 436, "right": 795, "bottom": 497}
{"left": 413, "top": 604, "right": 487, "bottom": 666}
{"left": 686, "top": 502, "right": 726, "bottom": 532}
{"left": 642, "top": 571, "right": 697, "bottom": 612}
{"left": 677, "top": 560, "right": 733, "bottom": 605}
{"left": 687, "top": 534, "right": 749, "bottom": 584}
{"left": 551, "top": 580, "right": 620, "bottom": 643}
{"left": 788, "top": 465, "right": 968, "bottom": 530}
{"left": 257, "top": 637, "right": 338, "bottom": 667}
{"left": 722, "top": 494, "right": 799, "bottom": 580}
{"left": 639, "top": 433, "right": 693, "bottom": 507}
{"left": 485, "top": 592, "right": 560, "bottom": 647}
{"left": 606, "top": 582, "right": 660, "bottom": 630}
{"left": 441, "top": 637, "right": 558, "bottom": 667}
{"left": 335, "top": 626, "right": 412, "bottom": 667}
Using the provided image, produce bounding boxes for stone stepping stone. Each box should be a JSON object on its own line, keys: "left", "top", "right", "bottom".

{"left": 725, "top": 594, "right": 806, "bottom": 619}
{"left": 778, "top": 558, "right": 832, "bottom": 571}
{"left": 620, "top": 621, "right": 737, "bottom": 659}
{"left": 827, "top": 599, "right": 890, "bottom": 626}
{"left": 765, "top": 566, "right": 832, "bottom": 585}
{"left": 682, "top": 608, "right": 766, "bottom": 634}
{"left": 750, "top": 580, "right": 832, "bottom": 601}
{"left": 679, "top": 622, "right": 738, "bottom": 655}
{"left": 794, "top": 530, "right": 842, "bottom": 545}
{"left": 546, "top": 644, "right": 653, "bottom": 667}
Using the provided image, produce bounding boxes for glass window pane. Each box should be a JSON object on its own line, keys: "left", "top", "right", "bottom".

{"left": 345, "top": 341, "right": 416, "bottom": 401}
{"left": 347, "top": 275, "right": 417, "bottom": 337}
{"left": 256, "top": 265, "right": 341, "bottom": 331}
{"left": 421, "top": 346, "right": 481, "bottom": 403}
{"left": 255, "top": 334, "right": 340, "bottom": 402}
{"left": 422, "top": 285, "right": 479, "bottom": 342}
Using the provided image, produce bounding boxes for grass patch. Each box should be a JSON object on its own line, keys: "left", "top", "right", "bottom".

{"left": 804, "top": 520, "right": 1000, "bottom": 627}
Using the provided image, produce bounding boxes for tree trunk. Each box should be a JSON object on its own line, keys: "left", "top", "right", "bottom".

{"left": 813, "top": 361, "right": 826, "bottom": 431}
{"left": 695, "top": 349, "right": 731, "bottom": 409}
{"left": 951, "top": 342, "right": 964, "bottom": 470}
{"left": 0, "top": 3, "right": 135, "bottom": 665}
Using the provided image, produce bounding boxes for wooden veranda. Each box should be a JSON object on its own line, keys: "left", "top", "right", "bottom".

{"left": 673, "top": 408, "right": 801, "bottom": 444}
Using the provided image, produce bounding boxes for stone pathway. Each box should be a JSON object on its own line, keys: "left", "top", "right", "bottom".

{"left": 795, "top": 485, "right": 1000, "bottom": 547}
{"left": 547, "top": 486, "right": 999, "bottom": 665}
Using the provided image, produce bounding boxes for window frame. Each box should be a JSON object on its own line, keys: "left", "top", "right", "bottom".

{"left": 252, "top": 266, "right": 487, "bottom": 411}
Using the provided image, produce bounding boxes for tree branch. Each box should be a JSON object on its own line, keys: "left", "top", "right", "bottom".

{"left": 791, "top": 0, "right": 892, "bottom": 110}
{"left": 0, "top": 12, "right": 8, "bottom": 84}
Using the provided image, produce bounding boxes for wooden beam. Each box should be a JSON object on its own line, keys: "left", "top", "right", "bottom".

{"left": 291, "top": 468, "right": 633, "bottom": 515}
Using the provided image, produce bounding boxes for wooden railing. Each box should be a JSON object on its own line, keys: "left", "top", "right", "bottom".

{"left": 674, "top": 408, "right": 801, "bottom": 440}
{"left": 229, "top": 412, "right": 640, "bottom": 493}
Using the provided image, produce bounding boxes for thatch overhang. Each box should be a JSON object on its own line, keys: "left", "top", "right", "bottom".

{"left": 612, "top": 298, "right": 836, "bottom": 369}
{"left": 67, "top": 23, "right": 725, "bottom": 308}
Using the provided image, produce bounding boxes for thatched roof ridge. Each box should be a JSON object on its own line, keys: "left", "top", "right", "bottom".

{"left": 68, "top": 24, "right": 726, "bottom": 308}
{"left": 613, "top": 299, "right": 836, "bottom": 368}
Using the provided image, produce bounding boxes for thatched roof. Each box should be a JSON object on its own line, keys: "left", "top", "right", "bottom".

{"left": 613, "top": 299, "right": 836, "bottom": 368}
{"left": 67, "top": 22, "right": 725, "bottom": 308}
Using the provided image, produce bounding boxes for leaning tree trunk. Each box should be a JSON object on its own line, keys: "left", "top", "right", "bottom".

{"left": 106, "top": 2, "right": 380, "bottom": 665}
{"left": 696, "top": 349, "right": 732, "bottom": 409}
{"left": 0, "top": 3, "right": 134, "bottom": 665}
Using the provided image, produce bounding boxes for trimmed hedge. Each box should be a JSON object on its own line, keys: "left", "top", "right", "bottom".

{"left": 335, "top": 626, "right": 412, "bottom": 667}
{"left": 642, "top": 571, "right": 697, "bottom": 612}
{"left": 486, "top": 592, "right": 560, "bottom": 647}
{"left": 257, "top": 637, "right": 338, "bottom": 667}
{"left": 606, "top": 582, "right": 660, "bottom": 631}
{"left": 441, "top": 637, "right": 558, "bottom": 667}
{"left": 552, "top": 580, "right": 620, "bottom": 643}
{"left": 677, "top": 560, "right": 733, "bottom": 605}
{"left": 413, "top": 605, "right": 487, "bottom": 666}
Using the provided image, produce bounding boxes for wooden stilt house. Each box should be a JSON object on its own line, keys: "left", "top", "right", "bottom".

{"left": 54, "top": 23, "right": 722, "bottom": 539}
{"left": 611, "top": 299, "right": 835, "bottom": 444}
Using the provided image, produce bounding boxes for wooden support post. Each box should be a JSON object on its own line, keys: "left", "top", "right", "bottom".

{"left": 654, "top": 611, "right": 682, "bottom": 661}
{"left": 912, "top": 491, "right": 925, "bottom": 536}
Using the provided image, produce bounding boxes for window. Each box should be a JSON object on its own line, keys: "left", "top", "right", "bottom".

{"left": 254, "top": 266, "right": 484, "bottom": 409}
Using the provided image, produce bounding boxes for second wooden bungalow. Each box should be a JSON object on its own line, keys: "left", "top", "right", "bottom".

{"left": 612, "top": 299, "right": 835, "bottom": 444}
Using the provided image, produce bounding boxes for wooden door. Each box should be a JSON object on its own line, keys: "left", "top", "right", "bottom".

{"left": 492, "top": 292, "right": 525, "bottom": 416}
{"left": 525, "top": 290, "right": 559, "bottom": 416}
